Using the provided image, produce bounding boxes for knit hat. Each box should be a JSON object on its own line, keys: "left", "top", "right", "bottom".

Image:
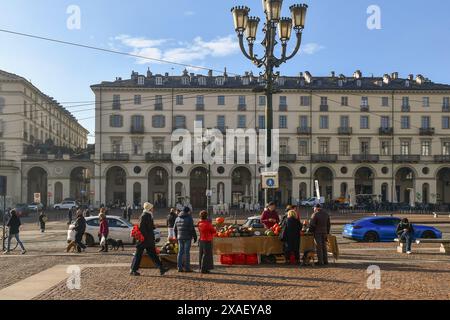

{"left": 183, "top": 206, "right": 191, "bottom": 214}
{"left": 143, "top": 202, "right": 154, "bottom": 211}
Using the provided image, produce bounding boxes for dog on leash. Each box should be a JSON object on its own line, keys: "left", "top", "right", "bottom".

{"left": 107, "top": 239, "right": 124, "bottom": 251}
{"left": 301, "top": 250, "right": 315, "bottom": 266}
{"left": 66, "top": 240, "right": 78, "bottom": 253}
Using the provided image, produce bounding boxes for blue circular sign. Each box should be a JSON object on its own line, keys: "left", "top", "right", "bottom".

{"left": 266, "top": 178, "right": 275, "bottom": 187}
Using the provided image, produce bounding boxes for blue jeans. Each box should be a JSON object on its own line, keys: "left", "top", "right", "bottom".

{"left": 400, "top": 231, "right": 413, "bottom": 252}
{"left": 177, "top": 240, "right": 192, "bottom": 271}
{"left": 7, "top": 233, "right": 25, "bottom": 251}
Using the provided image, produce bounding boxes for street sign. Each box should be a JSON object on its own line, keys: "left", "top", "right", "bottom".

{"left": 261, "top": 172, "right": 279, "bottom": 189}
{"left": 34, "top": 193, "right": 41, "bottom": 203}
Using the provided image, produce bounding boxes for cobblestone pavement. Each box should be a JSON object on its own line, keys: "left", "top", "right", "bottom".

{"left": 34, "top": 259, "right": 450, "bottom": 300}
{"left": 1, "top": 216, "right": 449, "bottom": 300}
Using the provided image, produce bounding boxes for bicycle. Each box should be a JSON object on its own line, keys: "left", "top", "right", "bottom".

{"left": 1, "top": 227, "right": 19, "bottom": 252}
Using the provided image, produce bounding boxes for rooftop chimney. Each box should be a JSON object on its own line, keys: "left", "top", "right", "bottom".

{"left": 147, "top": 67, "right": 152, "bottom": 78}
{"left": 208, "top": 70, "right": 213, "bottom": 77}
{"left": 391, "top": 72, "right": 399, "bottom": 80}
{"left": 408, "top": 74, "right": 414, "bottom": 81}
{"left": 353, "top": 70, "right": 362, "bottom": 79}
{"left": 383, "top": 74, "right": 391, "bottom": 84}
{"left": 415, "top": 74, "right": 425, "bottom": 85}
{"left": 331, "top": 71, "right": 336, "bottom": 78}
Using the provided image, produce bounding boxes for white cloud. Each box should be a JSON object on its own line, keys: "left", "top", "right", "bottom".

{"left": 115, "top": 35, "right": 169, "bottom": 48}
{"left": 301, "top": 43, "right": 325, "bottom": 55}
{"left": 184, "top": 11, "right": 195, "bottom": 16}
{"left": 115, "top": 34, "right": 239, "bottom": 65}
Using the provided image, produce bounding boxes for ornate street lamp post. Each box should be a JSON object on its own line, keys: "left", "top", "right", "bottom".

{"left": 232, "top": 0, "right": 308, "bottom": 205}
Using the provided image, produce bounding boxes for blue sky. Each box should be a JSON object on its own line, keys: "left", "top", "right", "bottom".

{"left": 1, "top": 0, "right": 450, "bottom": 143}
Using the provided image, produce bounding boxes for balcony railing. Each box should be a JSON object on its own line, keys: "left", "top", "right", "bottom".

{"left": 393, "top": 155, "right": 420, "bottom": 163}
{"left": 401, "top": 105, "right": 410, "bottom": 112}
{"left": 196, "top": 104, "right": 205, "bottom": 111}
{"left": 145, "top": 153, "right": 172, "bottom": 162}
{"left": 360, "top": 106, "right": 370, "bottom": 112}
{"left": 103, "top": 153, "right": 130, "bottom": 161}
{"left": 238, "top": 104, "right": 247, "bottom": 111}
{"left": 338, "top": 127, "right": 353, "bottom": 135}
{"left": 435, "top": 155, "right": 450, "bottom": 163}
{"left": 312, "top": 154, "right": 338, "bottom": 163}
{"left": 352, "top": 154, "right": 380, "bottom": 163}
{"left": 319, "top": 105, "right": 328, "bottom": 112}
{"left": 279, "top": 154, "right": 297, "bottom": 163}
{"left": 419, "top": 128, "right": 435, "bottom": 136}
{"left": 130, "top": 126, "right": 145, "bottom": 134}
{"left": 297, "top": 127, "right": 311, "bottom": 135}
{"left": 0, "top": 159, "right": 16, "bottom": 168}
{"left": 379, "top": 127, "right": 394, "bottom": 135}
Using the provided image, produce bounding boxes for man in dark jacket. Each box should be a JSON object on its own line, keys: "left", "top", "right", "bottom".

{"left": 127, "top": 205, "right": 133, "bottom": 222}
{"left": 174, "top": 207, "right": 197, "bottom": 272}
{"left": 130, "top": 202, "right": 169, "bottom": 276}
{"left": 3, "top": 210, "right": 26, "bottom": 254}
{"left": 396, "top": 218, "right": 415, "bottom": 254}
{"left": 74, "top": 210, "right": 87, "bottom": 253}
{"left": 309, "top": 204, "right": 331, "bottom": 265}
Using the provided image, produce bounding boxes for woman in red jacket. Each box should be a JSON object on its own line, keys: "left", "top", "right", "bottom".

{"left": 197, "top": 210, "right": 216, "bottom": 274}
{"left": 99, "top": 211, "right": 109, "bottom": 252}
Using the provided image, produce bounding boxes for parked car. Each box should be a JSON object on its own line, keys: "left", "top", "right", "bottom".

{"left": 67, "top": 215, "right": 161, "bottom": 246}
{"left": 14, "top": 204, "right": 31, "bottom": 216}
{"left": 28, "top": 202, "right": 44, "bottom": 211}
{"left": 54, "top": 201, "right": 79, "bottom": 210}
{"left": 343, "top": 216, "right": 442, "bottom": 242}
{"left": 301, "top": 197, "right": 324, "bottom": 207}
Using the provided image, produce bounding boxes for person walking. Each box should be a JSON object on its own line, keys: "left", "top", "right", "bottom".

{"left": 174, "top": 206, "right": 197, "bottom": 273}
{"left": 396, "top": 218, "right": 415, "bottom": 254}
{"left": 98, "top": 211, "right": 109, "bottom": 252}
{"left": 123, "top": 205, "right": 128, "bottom": 220}
{"left": 130, "top": 202, "right": 169, "bottom": 276}
{"left": 281, "top": 210, "right": 302, "bottom": 264}
{"left": 67, "top": 206, "right": 74, "bottom": 225}
{"left": 3, "top": 209, "right": 26, "bottom": 254}
{"left": 73, "top": 210, "right": 87, "bottom": 253}
{"left": 261, "top": 202, "right": 280, "bottom": 229}
{"left": 38, "top": 210, "right": 47, "bottom": 233}
{"left": 166, "top": 208, "right": 177, "bottom": 240}
{"left": 309, "top": 204, "right": 331, "bottom": 266}
{"left": 127, "top": 205, "right": 133, "bottom": 222}
{"left": 197, "top": 210, "right": 216, "bottom": 274}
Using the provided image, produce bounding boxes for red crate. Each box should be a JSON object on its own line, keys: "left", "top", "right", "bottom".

{"left": 220, "top": 255, "right": 234, "bottom": 265}
{"left": 233, "top": 254, "right": 247, "bottom": 265}
{"left": 245, "top": 254, "right": 259, "bottom": 265}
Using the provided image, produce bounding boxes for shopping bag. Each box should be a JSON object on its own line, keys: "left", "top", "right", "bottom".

{"left": 100, "top": 236, "right": 106, "bottom": 246}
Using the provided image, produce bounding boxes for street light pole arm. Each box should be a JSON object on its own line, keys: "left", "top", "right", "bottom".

{"left": 238, "top": 34, "right": 265, "bottom": 67}
{"left": 284, "top": 31, "right": 303, "bottom": 61}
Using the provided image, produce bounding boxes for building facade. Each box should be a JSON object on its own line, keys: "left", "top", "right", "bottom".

{"left": 88, "top": 69, "right": 450, "bottom": 209}
{"left": 0, "top": 70, "right": 91, "bottom": 206}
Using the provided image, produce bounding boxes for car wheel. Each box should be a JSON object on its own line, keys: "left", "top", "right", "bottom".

{"left": 55, "top": 206, "right": 60, "bottom": 210}
{"left": 363, "top": 231, "right": 379, "bottom": 243}
{"left": 84, "top": 234, "right": 95, "bottom": 247}
{"left": 421, "top": 231, "right": 436, "bottom": 239}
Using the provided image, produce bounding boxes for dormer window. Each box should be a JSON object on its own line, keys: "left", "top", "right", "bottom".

{"left": 277, "top": 77, "right": 285, "bottom": 86}
{"left": 356, "top": 79, "right": 362, "bottom": 87}
{"left": 242, "top": 77, "right": 250, "bottom": 85}
{"left": 215, "top": 77, "right": 224, "bottom": 86}
{"left": 199, "top": 77, "right": 207, "bottom": 86}
{"left": 405, "top": 80, "right": 410, "bottom": 88}
{"left": 182, "top": 77, "right": 190, "bottom": 85}
{"left": 155, "top": 77, "right": 163, "bottom": 86}
{"left": 338, "top": 79, "right": 343, "bottom": 87}
{"left": 137, "top": 76, "right": 145, "bottom": 86}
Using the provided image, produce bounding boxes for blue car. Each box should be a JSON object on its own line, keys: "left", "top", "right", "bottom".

{"left": 343, "top": 216, "right": 442, "bottom": 242}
